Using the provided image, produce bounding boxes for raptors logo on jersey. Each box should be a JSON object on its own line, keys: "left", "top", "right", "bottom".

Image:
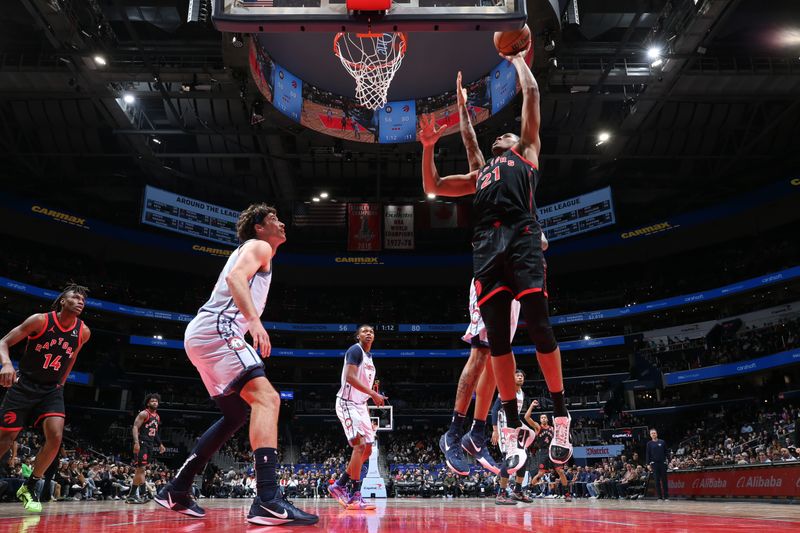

{"left": 21, "top": 311, "right": 84, "bottom": 386}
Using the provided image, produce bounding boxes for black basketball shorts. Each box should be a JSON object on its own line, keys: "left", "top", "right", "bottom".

{"left": 133, "top": 442, "right": 155, "bottom": 467}
{"left": 0, "top": 377, "right": 65, "bottom": 432}
{"left": 472, "top": 222, "right": 547, "bottom": 307}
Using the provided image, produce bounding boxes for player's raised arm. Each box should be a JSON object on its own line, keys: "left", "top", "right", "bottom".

{"left": 225, "top": 240, "right": 273, "bottom": 355}
{"left": 524, "top": 399, "right": 541, "bottom": 430}
{"left": 456, "top": 72, "right": 485, "bottom": 172}
{"left": 503, "top": 46, "right": 541, "bottom": 165}
{"left": 419, "top": 114, "right": 478, "bottom": 197}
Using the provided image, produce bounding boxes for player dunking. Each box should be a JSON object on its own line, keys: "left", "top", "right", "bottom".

{"left": 420, "top": 46, "right": 572, "bottom": 470}
{"left": 155, "top": 204, "right": 317, "bottom": 526}
{"left": 439, "top": 72, "right": 527, "bottom": 477}
{"left": 329, "top": 325, "right": 387, "bottom": 510}
{"left": 525, "top": 409, "right": 571, "bottom": 501}
{"left": 128, "top": 393, "right": 165, "bottom": 503}
{"left": 0, "top": 283, "right": 91, "bottom": 512}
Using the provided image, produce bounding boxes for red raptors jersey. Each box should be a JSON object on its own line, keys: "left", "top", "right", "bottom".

{"left": 21, "top": 311, "right": 84, "bottom": 386}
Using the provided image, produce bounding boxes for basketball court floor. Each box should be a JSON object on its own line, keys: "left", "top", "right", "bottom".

{"left": 2, "top": 498, "right": 799, "bottom": 532}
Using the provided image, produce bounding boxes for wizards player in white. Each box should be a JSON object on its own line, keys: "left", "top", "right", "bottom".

{"left": 491, "top": 369, "right": 538, "bottom": 504}
{"left": 330, "top": 325, "right": 387, "bottom": 510}
{"left": 155, "top": 203, "right": 317, "bottom": 526}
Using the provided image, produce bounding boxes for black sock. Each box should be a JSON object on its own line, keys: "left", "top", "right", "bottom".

{"left": 501, "top": 400, "right": 521, "bottom": 427}
{"left": 25, "top": 475, "right": 40, "bottom": 494}
{"left": 471, "top": 418, "right": 486, "bottom": 435}
{"left": 449, "top": 411, "right": 466, "bottom": 435}
{"left": 254, "top": 448, "right": 279, "bottom": 501}
{"left": 551, "top": 390, "right": 567, "bottom": 417}
{"left": 352, "top": 479, "right": 363, "bottom": 493}
{"left": 337, "top": 472, "right": 351, "bottom": 487}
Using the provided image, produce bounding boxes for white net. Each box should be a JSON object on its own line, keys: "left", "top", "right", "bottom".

{"left": 334, "top": 32, "right": 407, "bottom": 110}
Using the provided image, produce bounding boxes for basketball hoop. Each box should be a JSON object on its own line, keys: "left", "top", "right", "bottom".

{"left": 333, "top": 31, "right": 407, "bottom": 110}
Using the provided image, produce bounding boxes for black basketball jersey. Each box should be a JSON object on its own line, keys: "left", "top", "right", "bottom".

{"left": 21, "top": 311, "right": 84, "bottom": 386}
{"left": 140, "top": 410, "right": 161, "bottom": 444}
{"left": 534, "top": 425, "right": 553, "bottom": 450}
{"left": 473, "top": 147, "right": 541, "bottom": 230}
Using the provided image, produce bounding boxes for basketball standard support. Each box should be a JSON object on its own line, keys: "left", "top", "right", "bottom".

{"left": 361, "top": 438, "right": 387, "bottom": 498}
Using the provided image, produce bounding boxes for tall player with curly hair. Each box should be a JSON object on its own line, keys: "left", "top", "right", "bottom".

{"left": 155, "top": 204, "right": 317, "bottom": 526}
{"left": 0, "top": 283, "right": 91, "bottom": 512}
{"left": 128, "top": 392, "right": 165, "bottom": 503}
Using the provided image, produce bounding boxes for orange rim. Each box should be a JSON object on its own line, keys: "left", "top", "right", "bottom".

{"left": 333, "top": 32, "right": 407, "bottom": 72}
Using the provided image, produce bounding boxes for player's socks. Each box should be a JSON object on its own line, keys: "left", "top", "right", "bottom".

{"left": 254, "top": 447, "right": 279, "bottom": 501}
{"left": 550, "top": 390, "right": 567, "bottom": 417}
{"left": 449, "top": 411, "right": 466, "bottom": 436}
{"left": 501, "top": 400, "right": 522, "bottom": 427}
{"left": 25, "top": 476, "right": 41, "bottom": 498}
{"left": 336, "top": 472, "right": 351, "bottom": 487}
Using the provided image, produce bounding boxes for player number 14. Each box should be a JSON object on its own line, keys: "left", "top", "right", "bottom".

{"left": 42, "top": 353, "right": 62, "bottom": 372}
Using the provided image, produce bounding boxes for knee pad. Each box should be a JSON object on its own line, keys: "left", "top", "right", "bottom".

{"left": 479, "top": 293, "right": 513, "bottom": 356}
{"left": 519, "top": 293, "right": 558, "bottom": 353}
{"left": 215, "top": 393, "right": 250, "bottom": 430}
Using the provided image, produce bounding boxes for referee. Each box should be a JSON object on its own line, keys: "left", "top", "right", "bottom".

{"left": 646, "top": 428, "right": 669, "bottom": 500}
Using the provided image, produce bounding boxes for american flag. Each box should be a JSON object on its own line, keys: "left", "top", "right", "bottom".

{"left": 292, "top": 202, "right": 346, "bottom": 227}
{"left": 237, "top": 0, "right": 274, "bottom": 7}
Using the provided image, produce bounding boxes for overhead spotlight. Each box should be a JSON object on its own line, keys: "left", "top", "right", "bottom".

{"left": 650, "top": 58, "right": 664, "bottom": 68}
{"left": 584, "top": 335, "right": 591, "bottom": 340}
{"left": 427, "top": 193, "right": 436, "bottom": 200}
{"left": 122, "top": 93, "right": 135, "bottom": 104}
{"left": 93, "top": 55, "right": 107, "bottom": 67}
{"left": 232, "top": 33, "right": 245, "bottom": 48}
{"left": 647, "top": 46, "right": 662, "bottom": 60}
{"left": 597, "top": 131, "right": 611, "bottom": 145}
{"left": 312, "top": 197, "right": 320, "bottom": 202}
{"left": 320, "top": 192, "right": 329, "bottom": 199}
{"left": 151, "top": 137, "right": 162, "bottom": 145}
{"left": 547, "top": 56, "right": 558, "bottom": 68}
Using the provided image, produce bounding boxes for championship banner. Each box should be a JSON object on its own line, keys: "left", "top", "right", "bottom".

{"left": 347, "top": 203, "right": 381, "bottom": 251}
{"left": 384, "top": 205, "right": 414, "bottom": 250}
{"left": 668, "top": 465, "right": 800, "bottom": 498}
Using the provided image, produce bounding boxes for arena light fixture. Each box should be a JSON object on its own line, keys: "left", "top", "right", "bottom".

{"left": 320, "top": 192, "right": 329, "bottom": 199}
{"left": 583, "top": 335, "right": 591, "bottom": 340}
{"left": 312, "top": 197, "right": 320, "bottom": 202}
{"left": 651, "top": 57, "right": 664, "bottom": 68}
{"left": 93, "top": 55, "right": 107, "bottom": 67}
{"left": 122, "top": 93, "right": 135, "bottom": 104}
{"left": 647, "top": 46, "right": 662, "bottom": 60}
{"left": 597, "top": 131, "right": 611, "bottom": 145}
{"left": 232, "top": 33, "right": 245, "bottom": 48}
{"left": 427, "top": 193, "right": 436, "bottom": 200}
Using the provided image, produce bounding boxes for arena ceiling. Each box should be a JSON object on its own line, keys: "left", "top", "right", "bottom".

{"left": 0, "top": 0, "right": 798, "bottom": 228}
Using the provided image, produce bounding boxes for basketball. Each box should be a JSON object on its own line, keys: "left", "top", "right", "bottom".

{"left": 494, "top": 24, "right": 531, "bottom": 56}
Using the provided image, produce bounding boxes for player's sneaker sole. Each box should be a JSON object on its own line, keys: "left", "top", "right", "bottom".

{"left": 550, "top": 414, "right": 573, "bottom": 464}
